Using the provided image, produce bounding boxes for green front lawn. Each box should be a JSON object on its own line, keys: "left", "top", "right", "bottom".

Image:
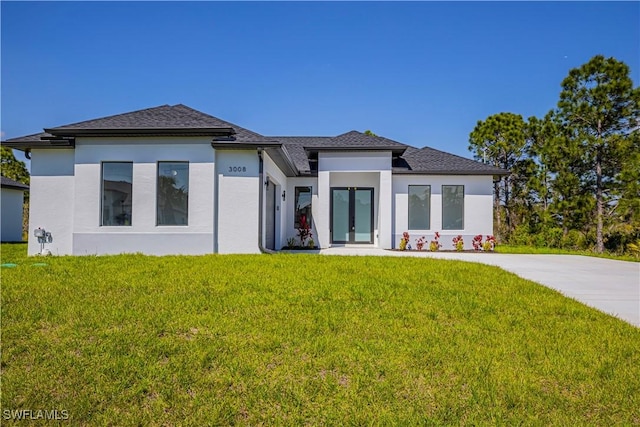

{"left": 2, "top": 244, "right": 639, "bottom": 425}
{"left": 496, "top": 244, "right": 640, "bottom": 262}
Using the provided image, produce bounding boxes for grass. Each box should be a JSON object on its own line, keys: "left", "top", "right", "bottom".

{"left": 2, "top": 243, "right": 639, "bottom": 425}
{"left": 496, "top": 244, "right": 640, "bottom": 262}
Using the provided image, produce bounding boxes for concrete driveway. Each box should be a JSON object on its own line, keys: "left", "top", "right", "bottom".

{"left": 320, "top": 248, "right": 640, "bottom": 327}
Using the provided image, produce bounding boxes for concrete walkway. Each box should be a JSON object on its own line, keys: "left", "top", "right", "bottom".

{"left": 319, "top": 247, "right": 640, "bottom": 327}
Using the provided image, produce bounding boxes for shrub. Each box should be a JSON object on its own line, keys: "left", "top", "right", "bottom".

{"left": 415, "top": 236, "right": 426, "bottom": 251}
{"left": 399, "top": 232, "right": 410, "bottom": 251}
{"left": 430, "top": 232, "right": 442, "bottom": 252}
{"left": 297, "top": 214, "right": 313, "bottom": 246}
{"left": 452, "top": 235, "right": 464, "bottom": 251}
{"left": 472, "top": 234, "right": 483, "bottom": 251}
{"left": 483, "top": 235, "right": 496, "bottom": 251}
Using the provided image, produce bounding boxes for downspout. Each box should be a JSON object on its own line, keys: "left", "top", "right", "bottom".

{"left": 257, "top": 148, "right": 276, "bottom": 254}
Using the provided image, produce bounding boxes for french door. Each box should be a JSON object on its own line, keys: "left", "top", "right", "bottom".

{"left": 331, "top": 187, "right": 374, "bottom": 244}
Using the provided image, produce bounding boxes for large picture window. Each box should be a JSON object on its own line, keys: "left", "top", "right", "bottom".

{"left": 442, "top": 185, "right": 464, "bottom": 230}
{"left": 408, "top": 185, "right": 430, "bottom": 229}
{"left": 157, "top": 162, "right": 189, "bottom": 226}
{"left": 101, "top": 162, "right": 133, "bottom": 226}
{"left": 294, "top": 186, "right": 312, "bottom": 229}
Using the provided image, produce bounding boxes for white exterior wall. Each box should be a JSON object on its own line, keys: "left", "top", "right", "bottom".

{"left": 28, "top": 149, "right": 75, "bottom": 255}
{"left": 316, "top": 151, "right": 393, "bottom": 248}
{"left": 72, "top": 137, "right": 215, "bottom": 255}
{"left": 1, "top": 188, "right": 25, "bottom": 242}
{"left": 263, "top": 152, "right": 288, "bottom": 250}
{"left": 392, "top": 175, "right": 494, "bottom": 250}
{"left": 215, "top": 150, "right": 260, "bottom": 254}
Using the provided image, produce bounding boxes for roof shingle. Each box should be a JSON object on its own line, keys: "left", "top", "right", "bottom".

{"left": 2, "top": 104, "right": 508, "bottom": 176}
{"left": 1, "top": 176, "right": 29, "bottom": 190}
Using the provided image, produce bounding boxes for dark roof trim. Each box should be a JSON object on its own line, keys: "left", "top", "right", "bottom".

{"left": 392, "top": 169, "right": 509, "bottom": 176}
{"left": 44, "top": 127, "right": 235, "bottom": 137}
{"left": 2, "top": 140, "right": 74, "bottom": 150}
{"left": 211, "top": 141, "right": 282, "bottom": 149}
{"left": 305, "top": 145, "right": 407, "bottom": 154}
{"left": 1, "top": 176, "right": 29, "bottom": 191}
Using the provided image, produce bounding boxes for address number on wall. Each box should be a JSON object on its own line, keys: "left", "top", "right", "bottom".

{"left": 228, "top": 166, "right": 247, "bottom": 173}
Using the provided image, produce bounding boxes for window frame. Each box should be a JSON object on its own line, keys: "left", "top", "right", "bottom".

{"left": 156, "top": 161, "right": 189, "bottom": 226}
{"left": 294, "top": 186, "right": 312, "bottom": 229}
{"left": 442, "top": 185, "right": 464, "bottom": 230}
{"left": 408, "top": 185, "right": 431, "bottom": 230}
{"left": 101, "top": 161, "right": 133, "bottom": 227}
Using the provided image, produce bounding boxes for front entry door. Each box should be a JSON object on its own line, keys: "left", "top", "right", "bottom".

{"left": 331, "top": 187, "right": 374, "bottom": 244}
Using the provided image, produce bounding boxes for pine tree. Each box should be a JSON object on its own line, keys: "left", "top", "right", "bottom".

{"left": 554, "top": 55, "right": 640, "bottom": 252}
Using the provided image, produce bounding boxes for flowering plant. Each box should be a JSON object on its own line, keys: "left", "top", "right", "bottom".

{"left": 472, "top": 234, "right": 483, "bottom": 251}
{"left": 452, "top": 235, "right": 464, "bottom": 252}
{"left": 429, "top": 232, "right": 442, "bottom": 252}
{"left": 483, "top": 235, "right": 496, "bottom": 251}
{"left": 415, "top": 236, "right": 426, "bottom": 251}
{"left": 297, "top": 214, "right": 313, "bottom": 247}
{"left": 399, "top": 231, "right": 410, "bottom": 251}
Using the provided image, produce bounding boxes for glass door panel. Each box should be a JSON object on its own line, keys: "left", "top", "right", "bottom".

{"left": 331, "top": 187, "right": 374, "bottom": 244}
{"left": 332, "top": 189, "right": 350, "bottom": 243}
{"left": 354, "top": 189, "right": 373, "bottom": 242}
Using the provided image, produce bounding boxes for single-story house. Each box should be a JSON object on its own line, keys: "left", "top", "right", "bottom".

{"left": 1, "top": 176, "right": 29, "bottom": 242}
{"left": 2, "top": 104, "right": 507, "bottom": 255}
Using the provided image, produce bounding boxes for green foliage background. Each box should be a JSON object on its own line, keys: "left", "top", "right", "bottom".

{"left": 469, "top": 55, "right": 640, "bottom": 254}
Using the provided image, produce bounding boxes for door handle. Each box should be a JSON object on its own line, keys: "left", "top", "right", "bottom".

{"left": 351, "top": 216, "right": 355, "bottom": 231}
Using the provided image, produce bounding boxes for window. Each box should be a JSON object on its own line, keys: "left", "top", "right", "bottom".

{"left": 157, "top": 162, "right": 189, "bottom": 226}
{"left": 442, "top": 185, "right": 464, "bottom": 230}
{"left": 408, "top": 185, "right": 430, "bottom": 229}
{"left": 102, "top": 162, "right": 133, "bottom": 226}
{"left": 294, "top": 186, "right": 312, "bottom": 228}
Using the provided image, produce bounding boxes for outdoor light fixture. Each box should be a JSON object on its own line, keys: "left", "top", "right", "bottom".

{"left": 282, "top": 190, "right": 286, "bottom": 201}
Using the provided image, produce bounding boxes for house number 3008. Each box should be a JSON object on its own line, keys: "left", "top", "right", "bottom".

{"left": 229, "top": 166, "right": 247, "bottom": 172}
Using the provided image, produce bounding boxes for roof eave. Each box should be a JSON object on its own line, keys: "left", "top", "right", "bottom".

{"left": 1, "top": 184, "right": 30, "bottom": 191}
{"left": 44, "top": 127, "right": 236, "bottom": 137}
{"left": 305, "top": 146, "right": 407, "bottom": 155}
{"left": 392, "top": 169, "right": 509, "bottom": 176}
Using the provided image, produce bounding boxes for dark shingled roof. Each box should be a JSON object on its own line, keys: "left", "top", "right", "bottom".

{"left": 2, "top": 104, "right": 508, "bottom": 176}
{"left": 45, "top": 104, "right": 271, "bottom": 142}
{"left": 3, "top": 132, "right": 53, "bottom": 144}
{"left": 1, "top": 176, "right": 29, "bottom": 190}
{"left": 396, "top": 146, "right": 508, "bottom": 175}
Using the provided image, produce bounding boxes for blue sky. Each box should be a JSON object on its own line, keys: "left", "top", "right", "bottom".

{"left": 2, "top": 1, "right": 639, "bottom": 166}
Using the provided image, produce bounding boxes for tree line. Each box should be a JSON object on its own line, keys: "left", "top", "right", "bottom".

{"left": 469, "top": 55, "right": 639, "bottom": 254}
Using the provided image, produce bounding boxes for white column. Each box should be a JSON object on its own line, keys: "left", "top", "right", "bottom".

{"left": 378, "top": 170, "right": 393, "bottom": 249}
{"left": 316, "top": 170, "right": 331, "bottom": 248}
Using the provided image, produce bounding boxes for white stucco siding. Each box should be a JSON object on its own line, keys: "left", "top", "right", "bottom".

{"left": 1, "top": 188, "right": 25, "bottom": 242}
{"left": 263, "top": 152, "right": 287, "bottom": 250}
{"left": 72, "top": 137, "right": 215, "bottom": 255}
{"left": 393, "top": 175, "right": 494, "bottom": 250}
{"left": 319, "top": 151, "right": 391, "bottom": 172}
{"left": 28, "top": 149, "right": 75, "bottom": 255}
{"left": 215, "top": 150, "right": 260, "bottom": 254}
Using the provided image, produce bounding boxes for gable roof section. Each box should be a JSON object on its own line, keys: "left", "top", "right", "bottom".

{"left": 2, "top": 132, "right": 57, "bottom": 149}
{"left": 306, "top": 131, "right": 407, "bottom": 151}
{"left": 1, "top": 104, "right": 508, "bottom": 176}
{"left": 1, "top": 176, "right": 29, "bottom": 191}
{"left": 44, "top": 104, "right": 271, "bottom": 141}
{"left": 396, "top": 146, "right": 508, "bottom": 175}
